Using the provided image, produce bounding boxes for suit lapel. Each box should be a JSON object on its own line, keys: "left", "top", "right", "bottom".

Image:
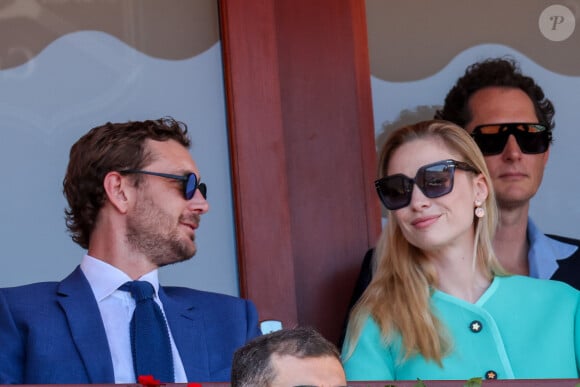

{"left": 57, "top": 266, "right": 115, "bottom": 383}
{"left": 159, "top": 288, "right": 208, "bottom": 380}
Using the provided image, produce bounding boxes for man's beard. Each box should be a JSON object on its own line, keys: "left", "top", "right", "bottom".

{"left": 126, "top": 196, "right": 200, "bottom": 267}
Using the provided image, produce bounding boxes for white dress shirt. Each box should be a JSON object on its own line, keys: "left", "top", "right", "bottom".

{"left": 80, "top": 255, "right": 187, "bottom": 383}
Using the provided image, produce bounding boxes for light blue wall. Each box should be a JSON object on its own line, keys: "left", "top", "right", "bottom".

{"left": 0, "top": 32, "right": 239, "bottom": 295}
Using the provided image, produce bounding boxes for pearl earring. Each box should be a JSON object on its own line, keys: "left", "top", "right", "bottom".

{"left": 474, "top": 200, "right": 485, "bottom": 218}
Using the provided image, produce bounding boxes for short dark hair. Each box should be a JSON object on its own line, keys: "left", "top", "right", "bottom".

{"left": 231, "top": 327, "right": 341, "bottom": 387}
{"left": 435, "top": 57, "right": 555, "bottom": 131}
{"left": 63, "top": 117, "right": 191, "bottom": 249}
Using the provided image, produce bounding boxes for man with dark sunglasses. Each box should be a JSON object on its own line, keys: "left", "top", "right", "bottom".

{"left": 340, "top": 57, "right": 580, "bottom": 347}
{"left": 435, "top": 58, "right": 580, "bottom": 287}
{"left": 0, "top": 117, "right": 261, "bottom": 384}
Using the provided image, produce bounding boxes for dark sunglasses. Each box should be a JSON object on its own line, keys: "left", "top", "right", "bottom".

{"left": 375, "top": 159, "right": 478, "bottom": 210}
{"left": 119, "top": 170, "right": 207, "bottom": 200}
{"left": 471, "top": 122, "right": 552, "bottom": 156}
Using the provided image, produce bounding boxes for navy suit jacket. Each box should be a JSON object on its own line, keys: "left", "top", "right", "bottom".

{"left": 547, "top": 234, "right": 580, "bottom": 290}
{"left": 0, "top": 266, "right": 261, "bottom": 384}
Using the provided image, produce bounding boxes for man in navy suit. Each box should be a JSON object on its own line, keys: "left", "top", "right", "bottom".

{"left": 0, "top": 117, "right": 261, "bottom": 384}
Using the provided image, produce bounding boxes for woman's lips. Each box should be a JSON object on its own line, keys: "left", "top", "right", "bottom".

{"left": 411, "top": 215, "right": 440, "bottom": 229}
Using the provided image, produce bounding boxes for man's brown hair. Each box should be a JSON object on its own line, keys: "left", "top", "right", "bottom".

{"left": 63, "top": 117, "right": 190, "bottom": 249}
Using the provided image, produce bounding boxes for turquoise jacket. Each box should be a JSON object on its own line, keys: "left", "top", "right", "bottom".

{"left": 343, "top": 275, "right": 580, "bottom": 381}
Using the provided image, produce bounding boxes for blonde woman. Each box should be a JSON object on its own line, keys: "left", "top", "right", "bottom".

{"left": 342, "top": 120, "right": 579, "bottom": 380}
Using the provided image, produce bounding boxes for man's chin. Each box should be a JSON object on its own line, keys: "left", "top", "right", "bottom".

{"left": 177, "top": 244, "right": 197, "bottom": 263}
{"left": 496, "top": 194, "right": 534, "bottom": 210}
{"left": 157, "top": 253, "right": 194, "bottom": 268}
{"left": 155, "top": 242, "right": 197, "bottom": 267}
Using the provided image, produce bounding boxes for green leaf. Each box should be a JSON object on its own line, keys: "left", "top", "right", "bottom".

{"left": 414, "top": 379, "right": 427, "bottom": 387}
{"left": 464, "top": 377, "right": 483, "bottom": 387}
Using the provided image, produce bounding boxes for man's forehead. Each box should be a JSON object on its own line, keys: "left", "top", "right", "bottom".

{"left": 144, "top": 139, "right": 197, "bottom": 169}
{"left": 465, "top": 88, "right": 539, "bottom": 135}
{"left": 270, "top": 354, "right": 347, "bottom": 387}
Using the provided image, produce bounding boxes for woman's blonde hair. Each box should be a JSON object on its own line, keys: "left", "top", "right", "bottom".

{"left": 344, "top": 120, "right": 505, "bottom": 364}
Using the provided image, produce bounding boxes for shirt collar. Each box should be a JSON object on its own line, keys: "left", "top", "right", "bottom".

{"left": 80, "top": 255, "right": 160, "bottom": 302}
{"left": 527, "top": 218, "right": 577, "bottom": 279}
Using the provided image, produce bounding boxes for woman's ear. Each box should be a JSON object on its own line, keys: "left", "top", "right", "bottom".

{"left": 103, "top": 171, "right": 131, "bottom": 214}
{"left": 474, "top": 173, "right": 489, "bottom": 203}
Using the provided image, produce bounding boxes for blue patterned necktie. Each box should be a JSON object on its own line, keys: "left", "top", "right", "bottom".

{"left": 120, "top": 281, "right": 175, "bottom": 382}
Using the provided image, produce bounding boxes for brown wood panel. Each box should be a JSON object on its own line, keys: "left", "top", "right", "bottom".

{"left": 219, "top": 0, "right": 298, "bottom": 327}
{"left": 272, "top": 0, "right": 380, "bottom": 344}
{"left": 350, "top": 0, "right": 382, "bottom": 244}
{"left": 219, "top": 0, "right": 381, "bottom": 344}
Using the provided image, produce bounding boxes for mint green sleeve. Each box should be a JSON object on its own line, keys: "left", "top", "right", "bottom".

{"left": 575, "top": 292, "right": 580, "bottom": 374}
{"left": 342, "top": 317, "right": 395, "bottom": 381}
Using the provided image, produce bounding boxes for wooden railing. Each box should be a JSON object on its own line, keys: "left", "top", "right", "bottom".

{"left": 10, "top": 380, "right": 575, "bottom": 387}
{"left": 343, "top": 380, "right": 580, "bottom": 387}
{"left": 207, "top": 381, "right": 578, "bottom": 387}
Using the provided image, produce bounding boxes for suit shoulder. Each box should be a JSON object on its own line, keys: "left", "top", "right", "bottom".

{"left": 0, "top": 282, "right": 59, "bottom": 298}
{"left": 0, "top": 282, "right": 61, "bottom": 317}
{"left": 162, "top": 286, "right": 252, "bottom": 306}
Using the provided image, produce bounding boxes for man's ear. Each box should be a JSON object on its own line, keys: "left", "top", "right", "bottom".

{"left": 103, "top": 171, "right": 131, "bottom": 214}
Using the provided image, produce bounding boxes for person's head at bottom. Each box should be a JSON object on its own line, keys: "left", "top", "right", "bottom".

{"left": 231, "top": 327, "right": 347, "bottom": 387}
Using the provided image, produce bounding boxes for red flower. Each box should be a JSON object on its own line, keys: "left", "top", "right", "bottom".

{"left": 138, "top": 375, "right": 161, "bottom": 387}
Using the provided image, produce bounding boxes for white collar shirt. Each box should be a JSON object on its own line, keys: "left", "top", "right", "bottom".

{"left": 80, "top": 254, "right": 187, "bottom": 383}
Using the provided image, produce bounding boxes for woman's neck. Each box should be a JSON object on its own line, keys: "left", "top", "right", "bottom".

{"left": 428, "top": 246, "right": 492, "bottom": 303}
